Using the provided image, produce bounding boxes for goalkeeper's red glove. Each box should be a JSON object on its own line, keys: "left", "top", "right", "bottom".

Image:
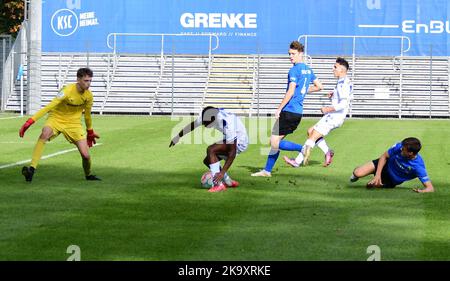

{"left": 86, "top": 129, "right": 100, "bottom": 147}
{"left": 19, "top": 118, "right": 35, "bottom": 138}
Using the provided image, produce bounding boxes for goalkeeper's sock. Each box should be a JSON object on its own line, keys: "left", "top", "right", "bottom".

{"left": 82, "top": 157, "right": 92, "bottom": 177}
{"left": 31, "top": 139, "right": 46, "bottom": 168}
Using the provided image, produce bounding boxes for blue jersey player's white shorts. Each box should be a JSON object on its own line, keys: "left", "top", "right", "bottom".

{"left": 313, "top": 113, "right": 346, "bottom": 136}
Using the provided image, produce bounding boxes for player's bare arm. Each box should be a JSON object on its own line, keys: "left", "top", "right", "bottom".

{"left": 368, "top": 151, "right": 389, "bottom": 187}
{"left": 413, "top": 181, "right": 434, "bottom": 193}
{"left": 213, "top": 141, "right": 237, "bottom": 184}
{"left": 308, "top": 79, "right": 323, "bottom": 93}
{"left": 275, "top": 82, "right": 296, "bottom": 118}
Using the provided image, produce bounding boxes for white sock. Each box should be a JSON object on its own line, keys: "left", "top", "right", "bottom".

{"left": 316, "top": 138, "right": 329, "bottom": 155}
{"left": 223, "top": 173, "right": 232, "bottom": 185}
{"left": 305, "top": 139, "right": 316, "bottom": 148}
{"left": 295, "top": 152, "right": 304, "bottom": 164}
{"left": 209, "top": 162, "right": 221, "bottom": 176}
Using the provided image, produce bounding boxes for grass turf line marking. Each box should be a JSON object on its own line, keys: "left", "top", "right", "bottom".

{"left": 0, "top": 116, "right": 24, "bottom": 120}
{"left": 0, "top": 143, "right": 103, "bottom": 169}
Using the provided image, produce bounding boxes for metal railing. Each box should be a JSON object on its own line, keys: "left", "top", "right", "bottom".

{"left": 1, "top": 23, "right": 26, "bottom": 111}
{"left": 106, "top": 33, "right": 220, "bottom": 58}
{"left": 150, "top": 54, "right": 166, "bottom": 115}
{"left": 249, "top": 55, "right": 258, "bottom": 117}
{"left": 106, "top": 33, "right": 220, "bottom": 115}
{"left": 298, "top": 34, "right": 412, "bottom": 118}
{"left": 0, "top": 35, "right": 12, "bottom": 110}
{"left": 100, "top": 53, "right": 119, "bottom": 115}
{"left": 297, "top": 35, "right": 411, "bottom": 57}
{"left": 201, "top": 55, "right": 213, "bottom": 110}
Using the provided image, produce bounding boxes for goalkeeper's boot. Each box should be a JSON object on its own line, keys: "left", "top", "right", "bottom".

{"left": 86, "top": 174, "right": 101, "bottom": 181}
{"left": 323, "top": 150, "right": 335, "bottom": 167}
{"left": 208, "top": 182, "right": 227, "bottom": 193}
{"left": 22, "top": 166, "right": 35, "bottom": 182}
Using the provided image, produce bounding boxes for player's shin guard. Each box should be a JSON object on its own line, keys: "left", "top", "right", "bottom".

{"left": 31, "top": 139, "right": 46, "bottom": 168}
{"left": 82, "top": 158, "right": 92, "bottom": 177}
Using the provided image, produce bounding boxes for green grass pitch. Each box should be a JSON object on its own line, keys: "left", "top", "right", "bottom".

{"left": 0, "top": 115, "right": 449, "bottom": 260}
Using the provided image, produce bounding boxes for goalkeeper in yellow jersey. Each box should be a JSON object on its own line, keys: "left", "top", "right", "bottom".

{"left": 19, "top": 68, "right": 100, "bottom": 182}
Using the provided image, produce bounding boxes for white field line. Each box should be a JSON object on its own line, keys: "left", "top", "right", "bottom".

{"left": 0, "top": 116, "right": 24, "bottom": 120}
{"left": 0, "top": 143, "right": 103, "bottom": 169}
{"left": 0, "top": 141, "right": 36, "bottom": 144}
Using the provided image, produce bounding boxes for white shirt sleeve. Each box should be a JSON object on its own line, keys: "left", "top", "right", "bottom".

{"left": 333, "top": 80, "right": 352, "bottom": 111}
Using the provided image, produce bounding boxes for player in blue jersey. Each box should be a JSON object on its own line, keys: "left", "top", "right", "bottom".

{"left": 350, "top": 137, "right": 434, "bottom": 193}
{"left": 252, "top": 41, "right": 323, "bottom": 177}
{"left": 284, "top": 57, "right": 353, "bottom": 167}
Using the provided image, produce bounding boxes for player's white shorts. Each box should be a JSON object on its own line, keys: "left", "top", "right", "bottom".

{"left": 218, "top": 139, "right": 248, "bottom": 161}
{"left": 217, "top": 137, "right": 248, "bottom": 161}
{"left": 313, "top": 114, "right": 345, "bottom": 136}
{"left": 237, "top": 138, "right": 248, "bottom": 154}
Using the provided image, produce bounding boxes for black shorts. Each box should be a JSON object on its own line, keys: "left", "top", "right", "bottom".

{"left": 372, "top": 159, "right": 396, "bottom": 188}
{"left": 272, "top": 111, "right": 302, "bottom": 136}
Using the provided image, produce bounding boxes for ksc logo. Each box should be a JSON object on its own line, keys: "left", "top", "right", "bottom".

{"left": 51, "top": 9, "right": 79, "bottom": 36}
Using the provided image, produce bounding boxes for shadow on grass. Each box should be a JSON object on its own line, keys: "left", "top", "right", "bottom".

{"left": 240, "top": 159, "right": 323, "bottom": 174}
{"left": 1, "top": 161, "right": 449, "bottom": 261}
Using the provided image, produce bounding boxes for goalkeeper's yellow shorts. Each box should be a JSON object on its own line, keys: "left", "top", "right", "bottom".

{"left": 44, "top": 118, "right": 85, "bottom": 143}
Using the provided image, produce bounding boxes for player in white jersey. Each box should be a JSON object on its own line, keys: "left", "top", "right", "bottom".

{"left": 284, "top": 57, "right": 353, "bottom": 167}
{"left": 169, "top": 106, "right": 248, "bottom": 192}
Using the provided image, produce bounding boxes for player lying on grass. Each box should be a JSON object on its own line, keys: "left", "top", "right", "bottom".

{"left": 284, "top": 57, "right": 353, "bottom": 168}
{"left": 350, "top": 137, "right": 434, "bottom": 193}
{"left": 169, "top": 106, "right": 248, "bottom": 192}
{"left": 19, "top": 68, "right": 101, "bottom": 182}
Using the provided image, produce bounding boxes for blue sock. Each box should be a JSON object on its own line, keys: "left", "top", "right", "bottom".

{"left": 279, "top": 140, "right": 303, "bottom": 152}
{"left": 264, "top": 150, "right": 280, "bottom": 172}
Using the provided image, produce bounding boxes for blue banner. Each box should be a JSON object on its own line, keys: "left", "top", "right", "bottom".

{"left": 42, "top": 0, "right": 450, "bottom": 56}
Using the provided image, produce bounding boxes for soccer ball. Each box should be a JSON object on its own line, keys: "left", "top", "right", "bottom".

{"left": 200, "top": 172, "right": 214, "bottom": 188}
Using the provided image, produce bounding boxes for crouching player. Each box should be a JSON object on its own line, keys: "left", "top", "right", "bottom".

{"left": 19, "top": 68, "right": 101, "bottom": 182}
{"left": 350, "top": 137, "right": 434, "bottom": 193}
{"left": 169, "top": 106, "right": 248, "bottom": 192}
